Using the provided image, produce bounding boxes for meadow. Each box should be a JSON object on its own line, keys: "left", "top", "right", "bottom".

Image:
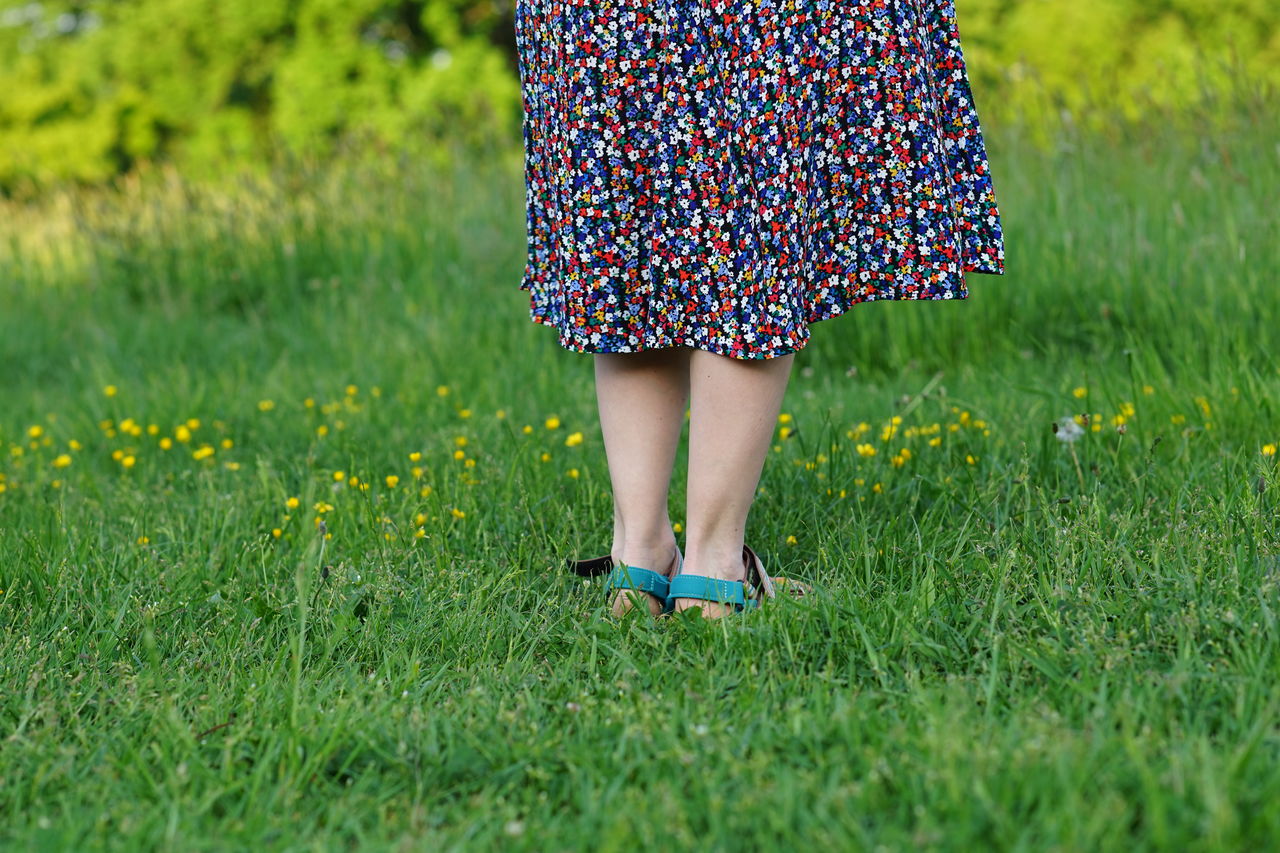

{"left": 2, "top": 104, "right": 1279, "bottom": 849}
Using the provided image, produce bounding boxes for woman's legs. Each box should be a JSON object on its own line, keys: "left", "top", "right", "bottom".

{"left": 594, "top": 347, "right": 691, "bottom": 615}
{"left": 678, "top": 350, "right": 795, "bottom": 616}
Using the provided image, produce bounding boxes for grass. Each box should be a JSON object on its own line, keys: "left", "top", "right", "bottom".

{"left": 2, "top": 104, "right": 1279, "bottom": 850}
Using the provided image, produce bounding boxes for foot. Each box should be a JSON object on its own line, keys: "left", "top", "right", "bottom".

{"left": 609, "top": 539, "right": 681, "bottom": 617}
{"left": 671, "top": 547, "right": 757, "bottom": 619}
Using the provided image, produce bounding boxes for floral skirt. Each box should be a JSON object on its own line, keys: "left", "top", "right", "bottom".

{"left": 514, "top": 0, "right": 1006, "bottom": 360}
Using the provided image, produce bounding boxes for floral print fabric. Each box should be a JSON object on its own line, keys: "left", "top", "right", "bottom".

{"left": 514, "top": 0, "right": 1006, "bottom": 360}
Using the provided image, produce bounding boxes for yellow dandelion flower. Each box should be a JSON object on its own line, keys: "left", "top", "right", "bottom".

{"left": 409, "top": 451, "right": 422, "bottom": 462}
{"left": 159, "top": 437, "right": 173, "bottom": 450}
{"left": 286, "top": 496, "right": 300, "bottom": 509}
{"left": 1091, "top": 423, "right": 1102, "bottom": 433}
{"left": 1072, "top": 387, "right": 1087, "bottom": 398}
{"left": 412, "top": 466, "right": 424, "bottom": 478}
{"left": 1171, "top": 414, "right": 1185, "bottom": 425}
{"left": 186, "top": 418, "right": 200, "bottom": 430}
{"left": 271, "top": 528, "right": 282, "bottom": 539}
{"left": 567, "top": 468, "right": 580, "bottom": 479}
{"left": 565, "top": 431, "right": 584, "bottom": 447}
{"left": 192, "top": 447, "right": 214, "bottom": 461}
{"left": 839, "top": 489, "right": 846, "bottom": 498}
{"left": 111, "top": 448, "right": 124, "bottom": 461}
{"left": 50, "top": 479, "right": 62, "bottom": 489}
{"left": 0, "top": 483, "right": 6, "bottom": 494}
{"left": 459, "top": 408, "right": 472, "bottom": 419}
{"left": 1142, "top": 385, "right": 1154, "bottom": 395}
{"left": 1111, "top": 414, "right": 1126, "bottom": 426}
{"left": 522, "top": 425, "right": 534, "bottom": 435}
{"left": 928, "top": 436, "right": 942, "bottom": 447}
{"left": 303, "top": 397, "right": 315, "bottom": 408}
{"left": 496, "top": 409, "right": 506, "bottom": 419}
{"left": 258, "top": 399, "right": 275, "bottom": 411}
{"left": 453, "top": 449, "right": 465, "bottom": 461}
{"left": 372, "top": 386, "right": 381, "bottom": 397}
{"left": 454, "top": 436, "right": 468, "bottom": 447}
{"left": 69, "top": 439, "right": 82, "bottom": 450}
{"left": 854, "top": 477, "right": 865, "bottom": 486}
{"left": 673, "top": 522, "right": 683, "bottom": 534}
{"left": 436, "top": 385, "right": 449, "bottom": 397}
{"left": 966, "top": 454, "right": 977, "bottom": 465}
{"left": 872, "top": 482, "right": 882, "bottom": 493}
{"left": 1120, "top": 401, "right": 1136, "bottom": 417}
{"left": 419, "top": 486, "right": 433, "bottom": 498}
{"left": 414, "top": 512, "right": 428, "bottom": 525}
{"left": 333, "top": 471, "right": 345, "bottom": 481}
{"left": 891, "top": 415, "right": 903, "bottom": 425}
{"left": 414, "top": 528, "right": 426, "bottom": 539}
{"left": 104, "top": 385, "right": 118, "bottom": 397}
{"left": 53, "top": 454, "right": 71, "bottom": 468}
{"left": 122, "top": 455, "right": 137, "bottom": 468}
{"left": 451, "top": 507, "right": 466, "bottom": 520}
{"left": 464, "top": 459, "right": 476, "bottom": 468}
{"left": 856, "top": 443, "right": 876, "bottom": 457}
{"left": 1262, "top": 444, "right": 1276, "bottom": 456}
{"left": 890, "top": 455, "right": 905, "bottom": 468}
{"left": 348, "top": 476, "right": 359, "bottom": 487}
{"left": 540, "top": 452, "right": 551, "bottom": 462}
{"left": 27, "top": 425, "right": 43, "bottom": 438}
{"left": 778, "top": 413, "right": 793, "bottom": 424}
{"left": 779, "top": 426, "right": 793, "bottom": 440}
{"left": 345, "top": 384, "right": 358, "bottom": 397}
{"left": 545, "top": 415, "right": 561, "bottom": 430}
{"left": 385, "top": 475, "right": 400, "bottom": 488}
{"left": 221, "top": 438, "right": 233, "bottom": 449}
{"left": 175, "top": 425, "right": 192, "bottom": 443}
{"left": 316, "top": 424, "right": 329, "bottom": 436}
{"left": 137, "top": 535, "right": 149, "bottom": 544}
{"left": 786, "top": 535, "right": 798, "bottom": 545}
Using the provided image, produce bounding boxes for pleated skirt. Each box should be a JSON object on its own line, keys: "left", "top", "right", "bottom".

{"left": 514, "top": 0, "right": 1006, "bottom": 359}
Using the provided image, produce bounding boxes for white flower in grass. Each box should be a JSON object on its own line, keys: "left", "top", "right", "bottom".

{"left": 1053, "top": 416, "right": 1084, "bottom": 443}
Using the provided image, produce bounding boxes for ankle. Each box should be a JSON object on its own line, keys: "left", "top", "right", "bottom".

{"left": 618, "top": 537, "right": 680, "bottom": 576}
{"left": 679, "top": 544, "right": 747, "bottom": 582}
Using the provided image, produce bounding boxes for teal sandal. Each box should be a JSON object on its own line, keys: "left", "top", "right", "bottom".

{"left": 567, "top": 549, "right": 684, "bottom": 615}
{"left": 667, "top": 544, "right": 790, "bottom": 614}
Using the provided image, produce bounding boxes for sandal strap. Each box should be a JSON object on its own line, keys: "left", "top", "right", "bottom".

{"left": 667, "top": 574, "right": 760, "bottom": 610}
{"left": 605, "top": 564, "right": 671, "bottom": 599}
{"left": 567, "top": 554, "right": 614, "bottom": 577}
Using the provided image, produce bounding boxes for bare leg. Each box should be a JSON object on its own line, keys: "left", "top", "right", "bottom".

{"left": 678, "top": 349, "right": 795, "bottom": 617}
{"left": 594, "top": 347, "right": 691, "bottom": 615}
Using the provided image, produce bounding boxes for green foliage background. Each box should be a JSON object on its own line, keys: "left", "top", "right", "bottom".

{"left": 0, "top": 0, "right": 1276, "bottom": 196}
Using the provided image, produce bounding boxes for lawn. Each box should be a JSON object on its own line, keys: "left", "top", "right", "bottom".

{"left": 2, "top": 107, "right": 1278, "bottom": 850}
